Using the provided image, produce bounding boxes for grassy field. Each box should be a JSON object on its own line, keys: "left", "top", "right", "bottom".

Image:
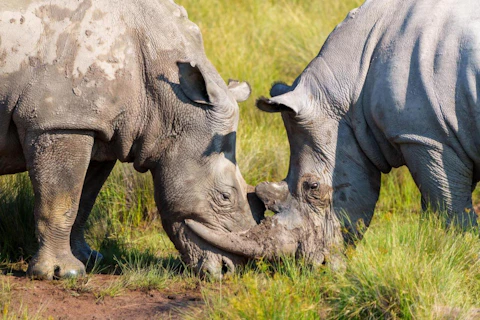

{"left": 1, "top": 0, "right": 480, "bottom": 318}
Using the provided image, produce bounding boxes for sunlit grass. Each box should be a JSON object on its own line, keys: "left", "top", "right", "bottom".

{"left": 192, "top": 214, "right": 480, "bottom": 319}
{"left": 193, "top": 259, "right": 328, "bottom": 320}
{"left": 330, "top": 213, "right": 480, "bottom": 319}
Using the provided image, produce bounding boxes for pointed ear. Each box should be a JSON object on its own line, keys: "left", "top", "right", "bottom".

{"left": 256, "top": 90, "right": 300, "bottom": 114}
{"left": 228, "top": 79, "right": 251, "bottom": 102}
{"left": 177, "top": 61, "right": 224, "bottom": 105}
{"left": 270, "top": 82, "right": 291, "bottom": 97}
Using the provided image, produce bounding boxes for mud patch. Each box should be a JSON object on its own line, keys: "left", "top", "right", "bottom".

{"left": 1, "top": 274, "right": 203, "bottom": 319}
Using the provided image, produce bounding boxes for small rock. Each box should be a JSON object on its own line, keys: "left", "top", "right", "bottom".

{"left": 73, "top": 87, "right": 82, "bottom": 96}
{"left": 188, "top": 297, "right": 201, "bottom": 302}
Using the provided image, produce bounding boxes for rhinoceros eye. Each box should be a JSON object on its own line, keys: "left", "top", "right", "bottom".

{"left": 220, "top": 192, "right": 231, "bottom": 201}
{"left": 309, "top": 182, "right": 319, "bottom": 190}
{"left": 213, "top": 189, "right": 235, "bottom": 207}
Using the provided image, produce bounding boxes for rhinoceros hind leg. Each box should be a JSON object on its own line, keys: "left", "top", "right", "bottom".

{"left": 401, "top": 143, "right": 476, "bottom": 228}
{"left": 71, "top": 160, "right": 116, "bottom": 268}
{"left": 25, "top": 131, "right": 94, "bottom": 279}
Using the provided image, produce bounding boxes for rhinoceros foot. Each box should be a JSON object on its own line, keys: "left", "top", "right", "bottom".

{"left": 27, "top": 252, "right": 86, "bottom": 280}
{"left": 72, "top": 243, "right": 103, "bottom": 271}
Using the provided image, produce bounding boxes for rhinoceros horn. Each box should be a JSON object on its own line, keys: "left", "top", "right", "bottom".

{"left": 185, "top": 213, "right": 300, "bottom": 259}
{"left": 185, "top": 181, "right": 302, "bottom": 259}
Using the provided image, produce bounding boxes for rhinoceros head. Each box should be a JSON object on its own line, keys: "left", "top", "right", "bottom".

{"left": 148, "top": 60, "right": 265, "bottom": 278}
{"left": 185, "top": 78, "right": 381, "bottom": 269}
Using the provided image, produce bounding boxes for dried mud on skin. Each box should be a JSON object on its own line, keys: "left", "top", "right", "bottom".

{"left": 0, "top": 274, "right": 203, "bottom": 319}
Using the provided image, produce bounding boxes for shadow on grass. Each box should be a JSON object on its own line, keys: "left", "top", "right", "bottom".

{"left": 0, "top": 174, "right": 37, "bottom": 265}
{"left": 95, "top": 237, "right": 186, "bottom": 276}
{"left": 1, "top": 237, "right": 186, "bottom": 280}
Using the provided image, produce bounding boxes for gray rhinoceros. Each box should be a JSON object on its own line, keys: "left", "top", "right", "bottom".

{"left": 0, "top": 0, "right": 264, "bottom": 279}
{"left": 186, "top": 0, "right": 480, "bottom": 267}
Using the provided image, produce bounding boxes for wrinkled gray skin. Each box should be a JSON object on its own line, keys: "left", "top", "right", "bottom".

{"left": 187, "top": 0, "right": 480, "bottom": 268}
{"left": 0, "top": 0, "right": 264, "bottom": 279}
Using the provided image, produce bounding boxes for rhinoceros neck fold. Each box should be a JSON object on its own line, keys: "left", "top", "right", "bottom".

{"left": 295, "top": 1, "right": 405, "bottom": 174}
{"left": 298, "top": 0, "right": 395, "bottom": 119}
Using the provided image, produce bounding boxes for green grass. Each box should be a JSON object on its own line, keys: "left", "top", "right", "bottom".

{"left": 0, "top": 0, "right": 479, "bottom": 319}
{"left": 331, "top": 213, "right": 480, "bottom": 319}
{"left": 194, "top": 259, "right": 328, "bottom": 320}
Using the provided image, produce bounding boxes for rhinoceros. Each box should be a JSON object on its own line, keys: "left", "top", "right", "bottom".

{"left": 0, "top": 0, "right": 264, "bottom": 279}
{"left": 187, "top": 0, "right": 480, "bottom": 267}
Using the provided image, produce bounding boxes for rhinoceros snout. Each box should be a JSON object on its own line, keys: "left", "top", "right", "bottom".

{"left": 255, "top": 181, "right": 289, "bottom": 213}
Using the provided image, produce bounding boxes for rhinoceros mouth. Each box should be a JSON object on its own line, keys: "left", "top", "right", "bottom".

{"left": 196, "top": 248, "right": 243, "bottom": 278}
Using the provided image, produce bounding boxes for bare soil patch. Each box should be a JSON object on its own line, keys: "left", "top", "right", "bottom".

{"left": 1, "top": 273, "right": 203, "bottom": 319}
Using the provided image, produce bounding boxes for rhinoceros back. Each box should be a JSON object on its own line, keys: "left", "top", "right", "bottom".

{"left": 354, "top": 0, "right": 480, "bottom": 170}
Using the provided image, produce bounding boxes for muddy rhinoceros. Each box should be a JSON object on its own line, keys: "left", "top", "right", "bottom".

{"left": 0, "top": 0, "right": 264, "bottom": 279}
{"left": 187, "top": 0, "right": 480, "bottom": 268}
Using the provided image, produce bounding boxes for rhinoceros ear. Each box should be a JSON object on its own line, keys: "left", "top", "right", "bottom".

{"left": 177, "top": 61, "right": 224, "bottom": 105}
{"left": 256, "top": 90, "right": 300, "bottom": 114}
{"left": 270, "top": 82, "right": 291, "bottom": 97}
{"left": 228, "top": 79, "right": 251, "bottom": 102}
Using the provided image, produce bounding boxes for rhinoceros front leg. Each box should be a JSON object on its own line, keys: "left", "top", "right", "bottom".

{"left": 401, "top": 143, "right": 477, "bottom": 228}
{"left": 70, "top": 160, "right": 116, "bottom": 267}
{"left": 25, "top": 131, "right": 94, "bottom": 279}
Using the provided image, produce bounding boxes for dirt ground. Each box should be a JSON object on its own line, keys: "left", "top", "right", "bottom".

{"left": 1, "top": 273, "right": 203, "bottom": 320}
